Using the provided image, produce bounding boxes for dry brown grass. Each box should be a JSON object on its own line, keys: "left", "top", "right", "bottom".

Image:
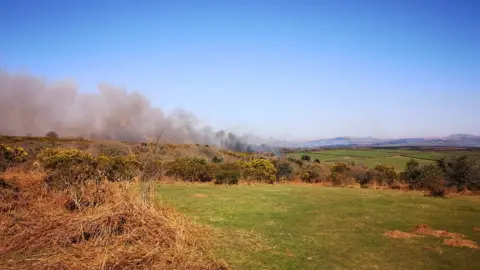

{"left": 0, "top": 169, "right": 226, "bottom": 270}
{"left": 443, "top": 238, "right": 480, "bottom": 249}
{"left": 413, "top": 224, "right": 466, "bottom": 239}
{"left": 384, "top": 224, "right": 480, "bottom": 250}
{"left": 383, "top": 230, "right": 424, "bottom": 239}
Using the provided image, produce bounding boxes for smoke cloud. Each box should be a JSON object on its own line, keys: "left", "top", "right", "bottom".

{"left": 0, "top": 70, "right": 271, "bottom": 152}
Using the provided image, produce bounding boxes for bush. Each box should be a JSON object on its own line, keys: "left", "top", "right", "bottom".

{"left": 214, "top": 170, "right": 240, "bottom": 185}
{"left": 420, "top": 164, "right": 447, "bottom": 196}
{"left": 37, "top": 148, "right": 98, "bottom": 189}
{"left": 400, "top": 159, "right": 422, "bottom": 183}
{"left": 166, "top": 157, "right": 214, "bottom": 182}
{"left": 243, "top": 158, "right": 277, "bottom": 183}
{"left": 97, "top": 155, "right": 140, "bottom": 182}
{"left": 274, "top": 159, "right": 294, "bottom": 181}
{"left": 329, "top": 163, "right": 355, "bottom": 186}
{"left": 301, "top": 154, "right": 311, "bottom": 161}
{"left": 314, "top": 158, "right": 320, "bottom": 163}
{"left": 1, "top": 144, "right": 28, "bottom": 173}
{"left": 436, "top": 155, "right": 480, "bottom": 191}
{"left": 212, "top": 156, "right": 223, "bottom": 164}
{"left": 287, "top": 156, "right": 304, "bottom": 167}
{"left": 350, "top": 165, "right": 374, "bottom": 185}
{"left": 372, "top": 165, "right": 397, "bottom": 185}
{"left": 298, "top": 163, "right": 329, "bottom": 183}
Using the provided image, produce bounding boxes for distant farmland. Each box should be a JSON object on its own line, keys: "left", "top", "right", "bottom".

{"left": 288, "top": 148, "right": 478, "bottom": 172}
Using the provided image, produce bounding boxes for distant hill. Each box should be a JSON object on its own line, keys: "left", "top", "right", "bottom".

{"left": 280, "top": 134, "right": 480, "bottom": 148}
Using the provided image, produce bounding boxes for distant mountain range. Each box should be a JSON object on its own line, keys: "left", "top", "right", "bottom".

{"left": 272, "top": 134, "right": 480, "bottom": 149}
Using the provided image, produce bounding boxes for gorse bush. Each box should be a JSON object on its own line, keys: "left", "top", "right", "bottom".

{"left": 400, "top": 159, "right": 422, "bottom": 184}
{"left": 1, "top": 144, "right": 28, "bottom": 173}
{"left": 273, "top": 159, "right": 294, "bottom": 181}
{"left": 165, "top": 157, "right": 214, "bottom": 182}
{"left": 97, "top": 155, "right": 139, "bottom": 182}
{"left": 372, "top": 165, "right": 397, "bottom": 185}
{"left": 243, "top": 158, "right": 277, "bottom": 183}
{"left": 37, "top": 148, "right": 98, "bottom": 189}
{"left": 419, "top": 164, "right": 447, "bottom": 196}
{"left": 214, "top": 169, "right": 240, "bottom": 185}
{"left": 298, "top": 163, "right": 329, "bottom": 183}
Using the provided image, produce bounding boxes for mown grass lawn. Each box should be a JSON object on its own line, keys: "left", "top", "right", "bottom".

{"left": 156, "top": 184, "right": 480, "bottom": 270}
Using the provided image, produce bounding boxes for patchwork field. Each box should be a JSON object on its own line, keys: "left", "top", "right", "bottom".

{"left": 157, "top": 184, "right": 480, "bottom": 270}
{"left": 288, "top": 149, "right": 478, "bottom": 172}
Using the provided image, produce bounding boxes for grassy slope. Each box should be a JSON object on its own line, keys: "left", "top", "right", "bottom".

{"left": 157, "top": 184, "right": 480, "bottom": 270}
{"left": 289, "top": 149, "right": 480, "bottom": 172}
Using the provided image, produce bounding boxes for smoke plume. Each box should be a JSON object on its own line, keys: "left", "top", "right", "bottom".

{"left": 0, "top": 70, "right": 270, "bottom": 152}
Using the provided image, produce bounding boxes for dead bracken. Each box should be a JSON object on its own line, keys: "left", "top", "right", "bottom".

{"left": 414, "top": 224, "right": 466, "bottom": 239}
{"left": 383, "top": 224, "right": 480, "bottom": 250}
{"left": 443, "top": 238, "right": 480, "bottom": 249}
{"left": 0, "top": 171, "right": 226, "bottom": 270}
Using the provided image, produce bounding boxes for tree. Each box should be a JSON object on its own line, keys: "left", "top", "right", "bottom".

{"left": 45, "top": 131, "right": 59, "bottom": 138}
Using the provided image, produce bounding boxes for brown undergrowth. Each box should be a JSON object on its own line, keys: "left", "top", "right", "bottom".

{"left": 0, "top": 169, "right": 226, "bottom": 269}
{"left": 384, "top": 224, "right": 479, "bottom": 250}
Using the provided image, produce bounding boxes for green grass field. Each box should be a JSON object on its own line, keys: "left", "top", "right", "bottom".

{"left": 288, "top": 149, "right": 478, "bottom": 172}
{"left": 157, "top": 184, "right": 480, "bottom": 270}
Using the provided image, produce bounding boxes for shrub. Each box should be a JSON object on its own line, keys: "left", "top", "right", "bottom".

{"left": 243, "top": 158, "right": 277, "bottom": 183}
{"left": 97, "top": 155, "right": 140, "bottom": 182}
{"left": 314, "top": 158, "right": 320, "bottom": 163}
{"left": 436, "top": 155, "right": 480, "bottom": 191}
{"left": 301, "top": 154, "right": 311, "bottom": 161}
{"left": 298, "top": 163, "right": 329, "bottom": 183}
{"left": 288, "top": 157, "right": 303, "bottom": 167}
{"left": 400, "top": 159, "right": 422, "bottom": 185}
{"left": 1, "top": 144, "right": 28, "bottom": 173}
{"left": 166, "top": 157, "right": 214, "bottom": 182}
{"left": 37, "top": 148, "right": 97, "bottom": 189}
{"left": 372, "top": 165, "right": 397, "bottom": 185}
{"left": 273, "top": 159, "right": 294, "bottom": 181}
{"left": 350, "top": 165, "right": 374, "bottom": 185}
{"left": 420, "top": 164, "right": 447, "bottom": 196}
{"left": 329, "top": 163, "right": 355, "bottom": 186}
{"left": 214, "top": 170, "right": 240, "bottom": 185}
{"left": 212, "top": 156, "right": 223, "bottom": 164}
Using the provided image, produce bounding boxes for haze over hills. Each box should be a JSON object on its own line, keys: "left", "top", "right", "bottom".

{"left": 274, "top": 134, "right": 480, "bottom": 149}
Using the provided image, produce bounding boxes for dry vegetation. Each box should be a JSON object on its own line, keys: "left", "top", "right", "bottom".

{"left": 0, "top": 139, "right": 226, "bottom": 269}
{"left": 1, "top": 135, "right": 479, "bottom": 269}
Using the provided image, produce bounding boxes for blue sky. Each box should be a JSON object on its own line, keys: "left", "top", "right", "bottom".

{"left": 1, "top": 0, "right": 479, "bottom": 140}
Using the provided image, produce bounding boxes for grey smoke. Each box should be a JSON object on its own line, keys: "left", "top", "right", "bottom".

{"left": 0, "top": 70, "right": 276, "bottom": 153}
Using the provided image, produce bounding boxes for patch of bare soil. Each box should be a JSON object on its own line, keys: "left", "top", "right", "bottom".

{"left": 383, "top": 230, "right": 423, "bottom": 239}
{"left": 414, "top": 224, "right": 466, "bottom": 239}
{"left": 443, "top": 238, "right": 480, "bottom": 249}
{"left": 193, "top": 193, "right": 208, "bottom": 198}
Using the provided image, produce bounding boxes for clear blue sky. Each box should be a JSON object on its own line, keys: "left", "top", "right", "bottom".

{"left": 1, "top": 0, "right": 479, "bottom": 140}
